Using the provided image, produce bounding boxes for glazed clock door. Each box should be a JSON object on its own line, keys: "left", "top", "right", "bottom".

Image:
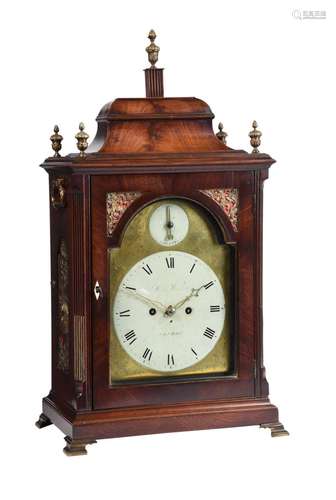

{"left": 91, "top": 174, "right": 256, "bottom": 410}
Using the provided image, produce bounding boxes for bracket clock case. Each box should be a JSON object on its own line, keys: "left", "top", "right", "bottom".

{"left": 36, "top": 31, "right": 289, "bottom": 455}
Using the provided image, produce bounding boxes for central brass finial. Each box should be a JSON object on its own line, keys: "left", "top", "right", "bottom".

{"left": 146, "top": 29, "right": 160, "bottom": 68}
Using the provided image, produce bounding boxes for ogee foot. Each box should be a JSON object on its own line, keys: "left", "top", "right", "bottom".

{"left": 260, "top": 422, "right": 289, "bottom": 437}
{"left": 35, "top": 413, "right": 52, "bottom": 429}
{"left": 63, "top": 436, "right": 97, "bottom": 456}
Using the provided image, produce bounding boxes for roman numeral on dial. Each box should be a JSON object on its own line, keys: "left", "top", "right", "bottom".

{"left": 203, "top": 327, "right": 215, "bottom": 339}
{"left": 143, "top": 347, "right": 153, "bottom": 361}
{"left": 204, "top": 281, "right": 214, "bottom": 290}
{"left": 167, "top": 354, "right": 175, "bottom": 366}
{"left": 142, "top": 264, "right": 153, "bottom": 275}
{"left": 124, "top": 330, "right": 137, "bottom": 345}
{"left": 165, "top": 257, "right": 175, "bottom": 268}
{"left": 119, "top": 309, "right": 131, "bottom": 317}
{"left": 210, "top": 305, "right": 220, "bottom": 312}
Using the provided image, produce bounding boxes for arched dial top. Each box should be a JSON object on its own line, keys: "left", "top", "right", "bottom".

{"left": 113, "top": 251, "right": 225, "bottom": 372}
{"left": 109, "top": 197, "right": 231, "bottom": 382}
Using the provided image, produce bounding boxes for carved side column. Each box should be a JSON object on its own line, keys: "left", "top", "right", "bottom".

{"left": 71, "top": 177, "right": 90, "bottom": 408}
{"left": 254, "top": 169, "right": 269, "bottom": 398}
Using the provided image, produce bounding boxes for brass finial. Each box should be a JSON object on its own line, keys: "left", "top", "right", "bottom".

{"left": 50, "top": 125, "right": 63, "bottom": 157}
{"left": 216, "top": 122, "right": 228, "bottom": 145}
{"left": 146, "top": 29, "right": 160, "bottom": 68}
{"left": 75, "top": 122, "right": 89, "bottom": 158}
{"left": 249, "top": 120, "right": 262, "bottom": 153}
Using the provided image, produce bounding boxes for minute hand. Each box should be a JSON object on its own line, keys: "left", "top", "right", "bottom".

{"left": 172, "top": 285, "right": 205, "bottom": 311}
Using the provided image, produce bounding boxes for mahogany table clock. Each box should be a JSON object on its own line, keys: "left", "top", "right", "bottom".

{"left": 36, "top": 31, "right": 289, "bottom": 455}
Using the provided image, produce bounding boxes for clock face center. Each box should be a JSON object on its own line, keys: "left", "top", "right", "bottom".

{"left": 164, "top": 305, "right": 176, "bottom": 317}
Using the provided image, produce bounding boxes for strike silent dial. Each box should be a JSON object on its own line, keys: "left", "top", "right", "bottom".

{"left": 149, "top": 203, "right": 189, "bottom": 246}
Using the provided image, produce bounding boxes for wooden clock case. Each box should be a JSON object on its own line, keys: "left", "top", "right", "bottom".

{"left": 36, "top": 41, "right": 288, "bottom": 455}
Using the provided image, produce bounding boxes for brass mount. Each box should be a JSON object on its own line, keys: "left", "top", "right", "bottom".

{"left": 249, "top": 120, "right": 262, "bottom": 153}
{"left": 146, "top": 29, "right": 160, "bottom": 68}
{"left": 75, "top": 122, "right": 89, "bottom": 157}
{"left": 216, "top": 122, "right": 228, "bottom": 145}
{"left": 50, "top": 125, "right": 63, "bottom": 157}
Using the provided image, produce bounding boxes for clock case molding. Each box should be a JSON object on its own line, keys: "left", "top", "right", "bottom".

{"left": 37, "top": 40, "right": 288, "bottom": 455}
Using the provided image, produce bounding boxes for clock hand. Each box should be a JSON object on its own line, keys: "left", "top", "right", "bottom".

{"left": 170, "top": 285, "right": 205, "bottom": 312}
{"left": 123, "top": 289, "right": 167, "bottom": 312}
{"left": 165, "top": 205, "right": 174, "bottom": 241}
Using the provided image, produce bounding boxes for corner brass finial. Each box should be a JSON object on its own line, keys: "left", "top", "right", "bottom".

{"left": 75, "top": 122, "right": 89, "bottom": 158}
{"left": 249, "top": 120, "right": 262, "bottom": 153}
{"left": 146, "top": 29, "right": 160, "bottom": 68}
{"left": 216, "top": 122, "right": 228, "bottom": 145}
{"left": 50, "top": 125, "right": 63, "bottom": 158}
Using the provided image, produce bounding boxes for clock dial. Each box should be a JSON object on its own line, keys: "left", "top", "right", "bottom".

{"left": 149, "top": 203, "right": 189, "bottom": 246}
{"left": 113, "top": 251, "right": 225, "bottom": 372}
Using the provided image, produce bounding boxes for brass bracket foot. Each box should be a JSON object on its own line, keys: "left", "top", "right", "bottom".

{"left": 260, "top": 422, "right": 289, "bottom": 437}
{"left": 35, "top": 413, "right": 52, "bottom": 429}
{"left": 63, "top": 436, "right": 97, "bottom": 456}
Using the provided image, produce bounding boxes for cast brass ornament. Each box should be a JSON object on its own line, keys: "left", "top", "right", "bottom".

{"left": 75, "top": 122, "right": 89, "bottom": 157}
{"left": 50, "top": 124, "right": 63, "bottom": 157}
{"left": 51, "top": 177, "right": 66, "bottom": 209}
{"left": 249, "top": 120, "right": 262, "bottom": 153}
{"left": 200, "top": 188, "right": 239, "bottom": 232}
{"left": 106, "top": 191, "right": 141, "bottom": 236}
{"left": 216, "top": 122, "right": 228, "bottom": 145}
{"left": 146, "top": 29, "right": 160, "bottom": 67}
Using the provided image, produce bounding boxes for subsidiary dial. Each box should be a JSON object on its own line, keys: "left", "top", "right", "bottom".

{"left": 149, "top": 203, "right": 189, "bottom": 246}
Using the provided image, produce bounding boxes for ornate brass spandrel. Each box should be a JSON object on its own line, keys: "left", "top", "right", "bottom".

{"left": 75, "top": 122, "right": 89, "bottom": 157}
{"left": 216, "top": 122, "right": 228, "bottom": 145}
{"left": 106, "top": 191, "right": 141, "bottom": 236}
{"left": 109, "top": 199, "right": 232, "bottom": 383}
{"left": 249, "top": 120, "right": 262, "bottom": 153}
{"left": 146, "top": 29, "right": 160, "bottom": 68}
{"left": 200, "top": 188, "right": 239, "bottom": 232}
{"left": 50, "top": 125, "right": 63, "bottom": 157}
{"left": 57, "top": 240, "right": 70, "bottom": 372}
{"left": 51, "top": 177, "right": 66, "bottom": 209}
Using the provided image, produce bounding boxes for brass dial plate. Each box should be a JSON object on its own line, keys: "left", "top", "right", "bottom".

{"left": 109, "top": 199, "right": 232, "bottom": 383}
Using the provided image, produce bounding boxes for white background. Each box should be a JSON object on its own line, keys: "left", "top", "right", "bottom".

{"left": 0, "top": 0, "right": 335, "bottom": 498}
